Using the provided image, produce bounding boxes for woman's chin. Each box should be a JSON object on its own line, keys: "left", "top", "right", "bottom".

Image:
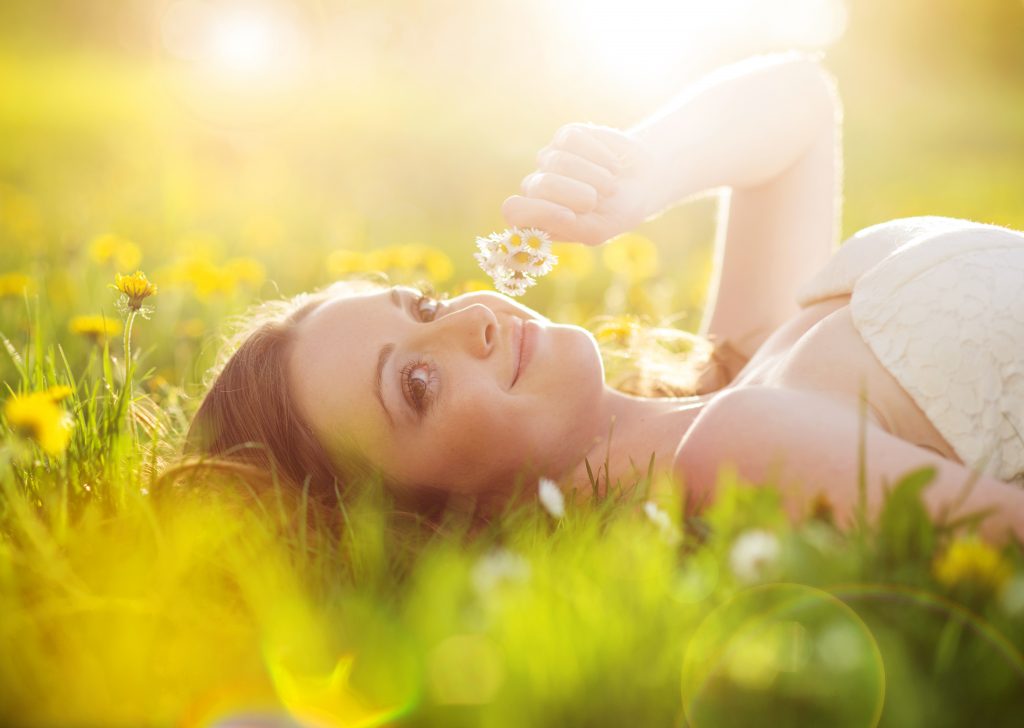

{"left": 557, "top": 323, "right": 606, "bottom": 389}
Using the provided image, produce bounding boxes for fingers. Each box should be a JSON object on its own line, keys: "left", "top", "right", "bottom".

{"left": 535, "top": 149, "right": 619, "bottom": 197}
{"left": 520, "top": 171, "right": 600, "bottom": 214}
{"left": 541, "top": 122, "right": 641, "bottom": 171}
{"left": 501, "top": 195, "right": 611, "bottom": 247}
{"left": 570, "top": 123, "right": 639, "bottom": 158}
{"left": 500, "top": 123, "right": 642, "bottom": 247}
{"left": 501, "top": 195, "right": 577, "bottom": 237}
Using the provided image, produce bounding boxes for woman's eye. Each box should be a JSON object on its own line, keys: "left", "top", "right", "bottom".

{"left": 416, "top": 294, "right": 440, "bottom": 322}
{"left": 401, "top": 361, "right": 434, "bottom": 414}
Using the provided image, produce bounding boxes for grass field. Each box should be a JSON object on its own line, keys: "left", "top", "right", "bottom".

{"left": 3, "top": 1, "right": 1024, "bottom": 725}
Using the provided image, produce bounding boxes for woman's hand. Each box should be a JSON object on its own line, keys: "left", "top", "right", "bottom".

{"left": 501, "top": 123, "right": 660, "bottom": 247}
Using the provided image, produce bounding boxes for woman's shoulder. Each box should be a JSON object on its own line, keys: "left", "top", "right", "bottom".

{"left": 673, "top": 385, "right": 868, "bottom": 515}
{"left": 674, "top": 386, "right": 825, "bottom": 473}
{"left": 795, "top": 216, "right": 997, "bottom": 306}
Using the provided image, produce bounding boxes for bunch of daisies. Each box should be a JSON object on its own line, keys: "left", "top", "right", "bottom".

{"left": 474, "top": 227, "right": 558, "bottom": 297}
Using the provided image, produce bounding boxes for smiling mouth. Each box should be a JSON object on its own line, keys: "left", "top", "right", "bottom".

{"left": 511, "top": 318, "right": 525, "bottom": 388}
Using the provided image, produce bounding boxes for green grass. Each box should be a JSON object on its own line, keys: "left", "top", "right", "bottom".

{"left": 2, "top": 325, "right": 1024, "bottom": 726}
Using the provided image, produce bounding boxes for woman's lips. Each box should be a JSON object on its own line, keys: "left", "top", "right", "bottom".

{"left": 510, "top": 317, "right": 524, "bottom": 388}
{"left": 511, "top": 319, "right": 535, "bottom": 389}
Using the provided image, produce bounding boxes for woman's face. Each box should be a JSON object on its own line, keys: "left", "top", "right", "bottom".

{"left": 287, "top": 286, "right": 606, "bottom": 496}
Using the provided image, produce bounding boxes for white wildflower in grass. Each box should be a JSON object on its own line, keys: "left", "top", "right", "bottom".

{"left": 538, "top": 477, "right": 565, "bottom": 519}
{"left": 729, "top": 529, "right": 781, "bottom": 584}
{"left": 643, "top": 500, "right": 682, "bottom": 545}
{"left": 474, "top": 226, "right": 557, "bottom": 296}
{"left": 471, "top": 548, "right": 531, "bottom": 596}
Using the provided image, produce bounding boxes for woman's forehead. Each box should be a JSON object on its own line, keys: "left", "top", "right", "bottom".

{"left": 295, "top": 289, "right": 390, "bottom": 357}
{"left": 288, "top": 288, "right": 395, "bottom": 459}
{"left": 308, "top": 284, "right": 427, "bottom": 320}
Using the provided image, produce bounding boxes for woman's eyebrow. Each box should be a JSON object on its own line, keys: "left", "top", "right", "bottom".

{"left": 373, "top": 287, "right": 418, "bottom": 428}
{"left": 375, "top": 343, "right": 396, "bottom": 429}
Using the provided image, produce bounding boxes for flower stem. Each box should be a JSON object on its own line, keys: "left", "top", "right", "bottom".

{"left": 122, "top": 309, "right": 137, "bottom": 443}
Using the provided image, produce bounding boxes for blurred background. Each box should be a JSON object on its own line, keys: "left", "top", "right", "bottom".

{"left": 2, "top": 0, "right": 1023, "bottom": 389}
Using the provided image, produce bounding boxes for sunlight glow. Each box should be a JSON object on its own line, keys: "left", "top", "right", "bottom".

{"left": 550, "top": 0, "right": 848, "bottom": 91}
{"left": 161, "top": 1, "right": 311, "bottom": 77}
{"left": 209, "top": 11, "right": 277, "bottom": 73}
{"left": 160, "top": 1, "right": 317, "bottom": 126}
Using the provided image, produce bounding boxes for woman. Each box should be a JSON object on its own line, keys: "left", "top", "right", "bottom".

{"left": 186, "top": 53, "right": 1024, "bottom": 543}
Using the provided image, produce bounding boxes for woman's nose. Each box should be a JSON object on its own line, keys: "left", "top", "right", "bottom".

{"left": 434, "top": 303, "right": 497, "bottom": 358}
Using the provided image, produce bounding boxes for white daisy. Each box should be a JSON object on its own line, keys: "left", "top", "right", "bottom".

{"left": 526, "top": 251, "right": 558, "bottom": 276}
{"left": 495, "top": 271, "right": 536, "bottom": 297}
{"left": 473, "top": 226, "right": 559, "bottom": 297}
{"left": 520, "top": 227, "right": 552, "bottom": 255}
{"left": 476, "top": 235, "right": 501, "bottom": 256}
{"left": 643, "top": 500, "right": 682, "bottom": 545}
{"left": 471, "top": 548, "right": 531, "bottom": 596}
{"left": 538, "top": 477, "right": 565, "bottom": 519}
{"left": 473, "top": 250, "right": 496, "bottom": 272}
{"left": 729, "top": 529, "right": 781, "bottom": 584}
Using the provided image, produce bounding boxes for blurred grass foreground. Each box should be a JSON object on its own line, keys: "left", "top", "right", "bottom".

{"left": 3, "top": 0, "right": 1024, "bottom": 726}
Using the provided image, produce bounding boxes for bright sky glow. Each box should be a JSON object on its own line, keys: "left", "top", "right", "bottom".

{"left": 550, "top": 0, "right": 848, "bottom": 91}
{"left": 161, "top": 1, "right": 310, "bottom": 77}
{"left": 208, "top": 11, "right": 278, "bottom": 73}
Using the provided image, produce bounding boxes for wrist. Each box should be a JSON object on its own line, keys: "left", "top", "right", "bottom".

{"left": 626, "top": 125, "right": 710, "bottom": 218}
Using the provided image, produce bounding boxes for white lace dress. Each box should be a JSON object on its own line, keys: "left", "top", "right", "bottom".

{"left": 795, "top": 216, "right": 1024, "bottom": 483}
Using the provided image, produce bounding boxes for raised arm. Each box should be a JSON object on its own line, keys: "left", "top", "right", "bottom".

{"left": 503, "top": 53, "right": 841, "bottom": 359}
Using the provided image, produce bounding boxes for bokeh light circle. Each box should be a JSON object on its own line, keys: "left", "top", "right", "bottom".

{"left": 682, "top": 583, "right": 884, "bottom": 728}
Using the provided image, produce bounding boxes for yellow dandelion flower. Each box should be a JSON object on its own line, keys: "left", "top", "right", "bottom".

{"left": 178, "top": 232, "right": 223, "bottom": 262}
{"left": 423, "top": 249, "right": 454, "bottom": 282}
{"left": 89, "top": 234, "right": 116, "bottom": 263}
{"left": 241, "top": 214, "right": 284, "bottom": 250}
{"left": 391, "top": 244, "right": 425, "bottom": 270}
{"left": 365, "top": 248, "right": 396, "bottom": 271}
{"left": 0, "top": 272, "right": 34, "bottom": 298}
{"left": 175, "top": 257, "right": 234, "bottom": 300}
{"left": 4, "top": 390, "right": 74, "bottom": 455}
{"left": 46, "top": 385, "right": 73, "bottom": 403}
{"left": 146, "top": 374, "right": 170, "bottom": 394}
{"left": 89, "top": 234, "right": 142, "bottom": 271}
{"left": 457, "top": 279, "right": 493, "bottom": 293}
{"left": 111, "top": 270, "right": 158, "bottom": 311}
{"left": 549, "top": 243, "right": 594, "bottom": 280}
{"left": 224, "top": 257, "right": 266, "bottom": 287}
{"left": 601, "top": 233, "right": 659, "bottom": 282}
{"left": 594, "top": 316, "right": 639, "bottom": 345}
{"left": 933, "top": 536, "right": 1013, "bottom": 595}
{"left": 327, "top": 249, "right": 368, "bottom": 276}
{"left": 114, "top": 241, "right": 141, "bottom": 271}
{"left": 1, "top": 191, "right": 41, "bottom": 239}
{"left": 69, "top": 315, "right": 122, "bottom": 342}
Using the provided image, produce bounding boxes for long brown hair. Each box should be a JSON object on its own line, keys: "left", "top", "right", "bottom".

{"left": 170, "top": 279, "right": 454, "bottom": 536}
{"left": 185, "top": 296, "right": 331, "bottom": 469}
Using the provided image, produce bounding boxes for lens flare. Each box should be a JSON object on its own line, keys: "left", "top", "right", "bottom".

{"left": 682, "top": 583, "right": 884, "bottom": 728}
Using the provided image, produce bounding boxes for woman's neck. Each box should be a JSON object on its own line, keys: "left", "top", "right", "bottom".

{"left": 563, "top": 385, "right": 714, "bottom": 499}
